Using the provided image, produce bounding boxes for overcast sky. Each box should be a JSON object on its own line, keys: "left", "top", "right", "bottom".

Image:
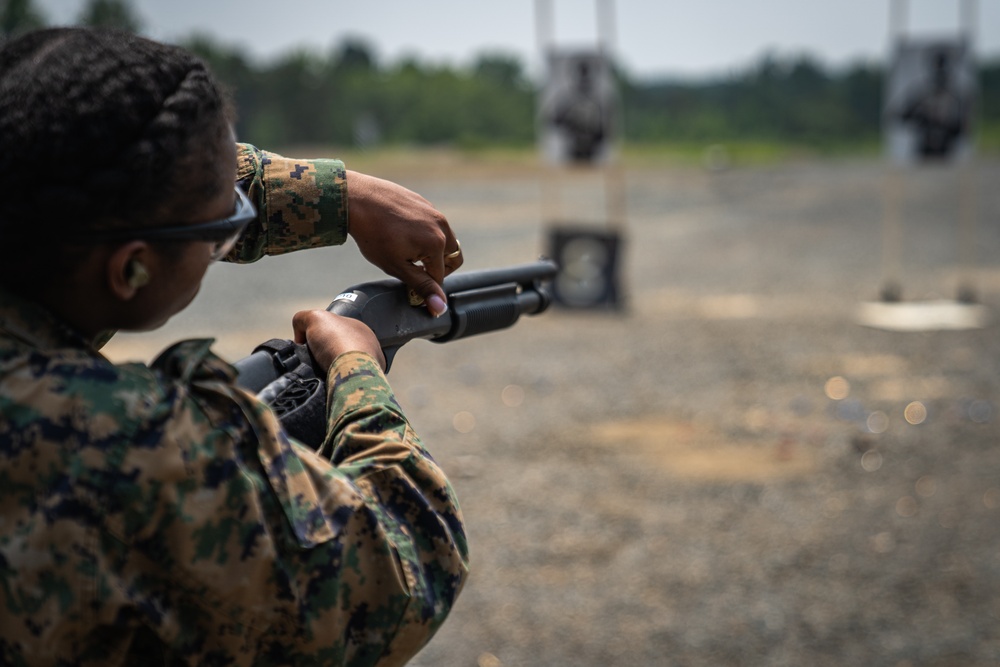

{"left": 33, "top": 0, "right": 1000, "bottom": 79}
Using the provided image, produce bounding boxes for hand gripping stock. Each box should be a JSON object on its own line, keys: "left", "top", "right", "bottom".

{"left": 233, "top": 259, "right": 557, "bottom": 444}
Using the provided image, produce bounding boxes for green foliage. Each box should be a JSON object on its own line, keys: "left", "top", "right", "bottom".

{"left": 620, "top": 54, "right": 887, "bottom": 149}
{"left": 979, "top": 59, "right": 1000, "bottom": 151}
{"left": 4, "top": 0, "right": 1000, "bottom": 155}
{"left": 335, "top": 37, "right": 377, "bottom": 72}
{"left": 77, "top": 0, "right": 142, "bottom": 33}
{"left": 0, "top": 0, "right": 46, "bottom": 39}
{"left": 188, "top": 40, "right": 536, "bottom": 149}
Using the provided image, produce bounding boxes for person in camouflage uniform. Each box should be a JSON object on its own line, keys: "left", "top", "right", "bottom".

{"left": 0, "top": 27, "right": 468, "bottom": 666}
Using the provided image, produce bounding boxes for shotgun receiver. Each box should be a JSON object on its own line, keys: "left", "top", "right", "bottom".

{"left": 233, "top": 259, "right": 557, "bottom": 443}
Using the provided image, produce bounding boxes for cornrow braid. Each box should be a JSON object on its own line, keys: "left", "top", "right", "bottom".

{"left": 0, "top": 27, "right": 233, "bottom": 235}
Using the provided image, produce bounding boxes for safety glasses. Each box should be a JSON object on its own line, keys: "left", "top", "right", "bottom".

{"left": 77, "top": 186, "right": 256, "bottom": 261}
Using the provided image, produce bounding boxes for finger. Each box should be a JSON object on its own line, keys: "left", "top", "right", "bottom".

{"left": 398, "top": 263, "right": 448, "bottom": 317}
{"left": 435, "top": 214, "right": 459, "bottom": 251}
{"left": 422, "top": 251, "right": 446, "bottom": 291}
{"left": 443, "top": 240, "right": 464, "bottom": 275}
{"left": 291, "top": 310, "right": 313, "bottom": 344}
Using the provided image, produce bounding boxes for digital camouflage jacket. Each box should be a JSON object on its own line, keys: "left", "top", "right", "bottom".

{"left": 0, "top": 146, "right": 469, "bottom": 666}
{"left": 229, "top": 144, "right": 350, "bottom": 262}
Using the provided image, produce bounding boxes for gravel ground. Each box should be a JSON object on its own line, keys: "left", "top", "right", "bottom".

{"left": 105, "top": 154, "right": 1000, "bottom": 666}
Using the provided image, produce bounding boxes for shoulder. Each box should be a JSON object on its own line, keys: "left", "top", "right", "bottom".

{"left": 1, "top": 337, "right": 241, "bottom": 450}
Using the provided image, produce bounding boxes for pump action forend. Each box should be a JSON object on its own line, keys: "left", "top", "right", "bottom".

{"left": 234, "top": 259, "right": 558, "bottom": 392}
{"left": 231, "top": 259, "right": 557, "bottom": 445}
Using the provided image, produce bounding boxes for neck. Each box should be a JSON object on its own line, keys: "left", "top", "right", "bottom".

{"left": 12, "top": 253, "right": 120, "bottom": 342}
{"left": 38, "top": 283, "right": 114, "bottom": 342}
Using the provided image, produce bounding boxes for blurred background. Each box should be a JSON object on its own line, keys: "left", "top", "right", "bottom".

{"left": 7, "top": 1, "right": 1000, "bottom": 665}
{"left": 7, "top": 0, "right": 1000, "bottom": 156}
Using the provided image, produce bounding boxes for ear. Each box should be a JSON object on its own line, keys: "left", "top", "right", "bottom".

{"left": 107, "top": 241, "right": 153, "bottom": 301}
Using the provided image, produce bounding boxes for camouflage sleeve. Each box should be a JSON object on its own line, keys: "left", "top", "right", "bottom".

{"left": 238, "top": 351, "right": 471, "bottom": 663}
{"left": 227, "top": 142, "right": 350, "bottom": 263}
{"left": 322, "top": 353, "right": 471, "bottom": 655}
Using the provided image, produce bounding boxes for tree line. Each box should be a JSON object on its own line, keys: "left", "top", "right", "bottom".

{"left": 3, "top": 0, "right": 998, "bottom": 153}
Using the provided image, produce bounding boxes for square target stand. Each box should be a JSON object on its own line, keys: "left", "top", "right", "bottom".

{"left": 858, "top": 0, "right": 990, "bottom": 332}
{"left": 546, "top": 222, "right": 626, "bottom": 311}
{"left": 858, "top": 162, "right": 991, "bottom": 333}
{"left": 538, "top": 158, "right": 629, "bottom": 312}
{"left": 535, "top": 0, "right": 628, "bottom": 312}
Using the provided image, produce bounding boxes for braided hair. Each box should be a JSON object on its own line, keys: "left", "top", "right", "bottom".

{"left": 0, "top": 27, "right": 234, "bottom": 282}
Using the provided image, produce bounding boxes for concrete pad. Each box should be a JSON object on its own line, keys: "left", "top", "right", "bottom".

{"left": 856, "top": 300, "right": 991, "bottom": 331}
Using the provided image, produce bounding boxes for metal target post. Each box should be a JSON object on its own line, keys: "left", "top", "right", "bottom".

{"left": 957, "top": 0, "right": 980, "bottom": 303}
{"left": 535, "top": 0, "right": 628, "bottom": 310}
{"left": 879, "top": 0, "right": 907, "bottom": 302}
{"left": 596, "top": 0, "right": 628, "bottom": 231}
